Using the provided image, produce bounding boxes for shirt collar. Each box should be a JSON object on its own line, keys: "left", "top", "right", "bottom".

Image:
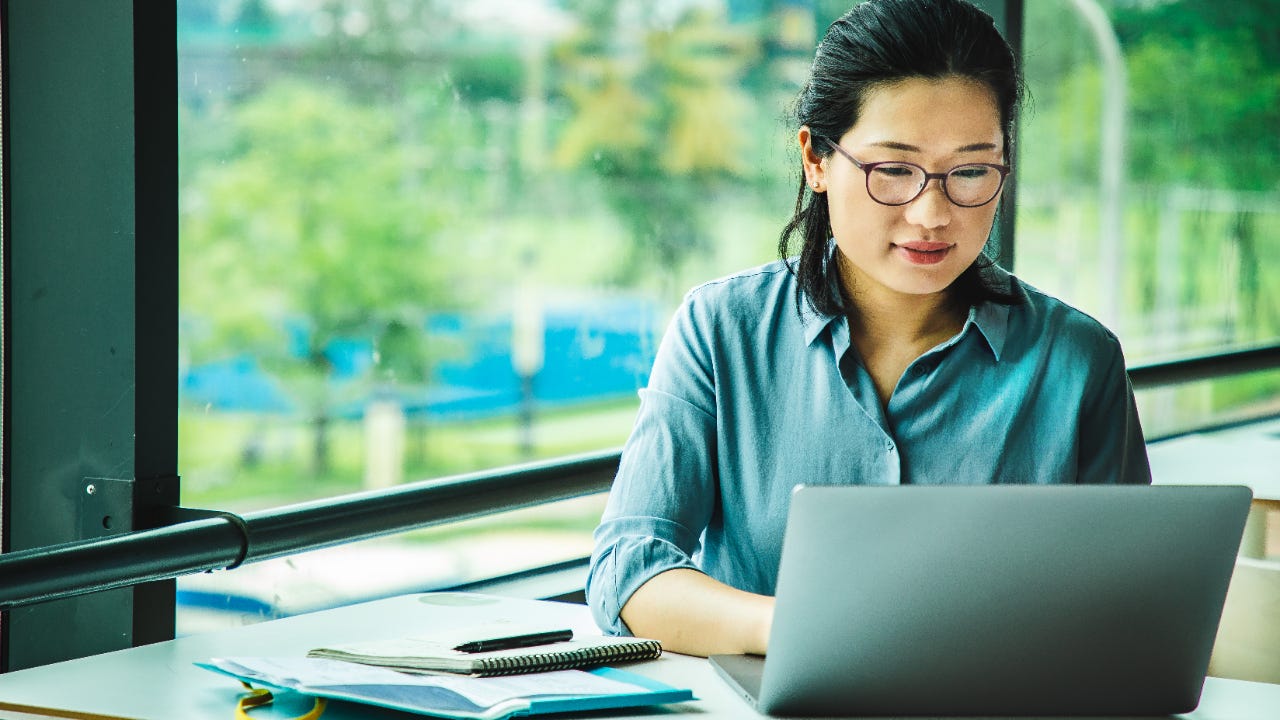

{"left": 796, "top": 247, "right": 1012, "bottom": 360}
{"left": 966, "top": 263, "right": 1013, "bottom": 360}
{"left": 966, "top": 295, "right": 1009, "bottom": 360}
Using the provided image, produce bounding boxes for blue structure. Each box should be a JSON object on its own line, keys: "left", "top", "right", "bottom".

{"left": 181, "top": 354, "right": 295, "bottom": 413}
{"left": 182, "top": 296, "right": 661, "bottom": 421}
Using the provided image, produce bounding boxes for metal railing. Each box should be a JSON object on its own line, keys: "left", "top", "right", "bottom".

{"left": 1127, "top": 343, "right": 1280, "bottom": 390}
{"left": 0, "top": 342, "right": 1277, "bottom": 613}
{"left": 0, "top": 449, "right": 619, "bottom": 612}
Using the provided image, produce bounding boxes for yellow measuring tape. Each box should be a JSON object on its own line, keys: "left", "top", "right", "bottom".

{"left": 235, "top": 682, "right": 327, "bottom": 720}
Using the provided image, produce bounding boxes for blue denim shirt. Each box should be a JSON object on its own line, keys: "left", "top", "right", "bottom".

{"left": 586, "top": 259, "right": 1152, "bottom": 636}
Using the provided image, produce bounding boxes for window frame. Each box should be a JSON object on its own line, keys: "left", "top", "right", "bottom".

{"left": 1, "top": 0, "right": 177, "bottom": 670}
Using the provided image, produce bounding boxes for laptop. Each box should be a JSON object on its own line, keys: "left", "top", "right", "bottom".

{"left": 709, "top": 484, "right": 1252, "bottom": 717}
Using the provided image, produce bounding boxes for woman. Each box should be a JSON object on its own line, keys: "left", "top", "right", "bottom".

{"left": 586, "top": 0, "right": 1151, "bottom": 658}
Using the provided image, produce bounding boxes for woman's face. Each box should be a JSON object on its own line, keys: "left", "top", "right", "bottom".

{"left": 802, "top": 76, "right": 1005, "bottom": 303}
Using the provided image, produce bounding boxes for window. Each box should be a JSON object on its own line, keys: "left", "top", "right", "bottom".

{"left": 1015, "top": 0, "right": 1280, "bottom": 437}
{"left": 176, "top": 0, "right": 813, "bottom": 631}
{"left": 174, "top": 0, "right": 1279, "bottom": 631}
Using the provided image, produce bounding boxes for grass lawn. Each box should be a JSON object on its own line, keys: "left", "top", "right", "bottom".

{"left": 178, "top": 396, "right": 639, "bottom": 511}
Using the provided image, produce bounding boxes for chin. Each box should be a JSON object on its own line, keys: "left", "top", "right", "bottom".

{"left": 887, "top": 268, "right": 965, "bottom": 297}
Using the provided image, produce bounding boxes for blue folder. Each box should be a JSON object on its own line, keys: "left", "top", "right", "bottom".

{"left": 198, "top": 657, "right": 695, "bottom": 719}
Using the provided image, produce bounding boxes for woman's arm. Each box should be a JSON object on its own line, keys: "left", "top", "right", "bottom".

{"left": 1077, "top": 333, "right": 1152, "bottom": 485}
{"left": 620, "top": 567, "right": 774, "bottom": 657}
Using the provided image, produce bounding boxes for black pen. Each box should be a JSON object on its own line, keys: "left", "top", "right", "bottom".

{"left": 453, "top": 628, "right": 574, "bottom": 654}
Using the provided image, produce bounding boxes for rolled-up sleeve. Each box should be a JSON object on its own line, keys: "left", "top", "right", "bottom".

{"left": 586, "top": 292, "right": 720, "bottom": 636}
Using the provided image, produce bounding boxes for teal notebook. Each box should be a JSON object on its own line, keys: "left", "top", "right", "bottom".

{"left": 198, "top": 656, "right": 694, "bottom": 720}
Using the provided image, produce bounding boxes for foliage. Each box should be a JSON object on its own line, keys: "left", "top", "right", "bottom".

{"left": 182, "top": 81, "right": 456, "bottom": 361}
{"left": 550, "top": 5, "right": 762, "bottom": 278}
{"left": 180, "top": 80, "right": 468, "bottom": 470}
{"left": 1020, "top": 0, "right": 1279, "bottom": 193}
{"left": 1124, "top": 32, "right": 1280, "bottom": 191}
{"left": 1111, "top": 0, "right": 1280, "bottom": 68}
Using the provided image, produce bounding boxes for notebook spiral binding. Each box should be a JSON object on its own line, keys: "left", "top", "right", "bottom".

{"left": 474, "top": 640, "right": 663, "bottom": 677}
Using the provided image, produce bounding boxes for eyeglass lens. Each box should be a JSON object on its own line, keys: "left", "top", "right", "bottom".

{"left": 867, "top": 163, "right": 1002, "bottom": 207}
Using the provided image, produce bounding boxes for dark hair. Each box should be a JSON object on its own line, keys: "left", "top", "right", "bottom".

{"left": 778, "top": 0, "right": 1026, "bottom": 316}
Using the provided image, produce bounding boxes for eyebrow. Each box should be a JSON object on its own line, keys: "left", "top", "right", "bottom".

{"left": 869, "top": 140, "right": 1000, "bottom": 153}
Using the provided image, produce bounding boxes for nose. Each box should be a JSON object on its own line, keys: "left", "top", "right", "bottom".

{"left": 902, "top": 178, "right": 952, "bottom": 229}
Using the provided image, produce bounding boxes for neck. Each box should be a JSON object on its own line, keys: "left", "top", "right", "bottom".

{"left": 838, "top": 264, "right": 966, "bottom": 349}
{"left": 847, "top": 286, "right": 964, "bottom": 345}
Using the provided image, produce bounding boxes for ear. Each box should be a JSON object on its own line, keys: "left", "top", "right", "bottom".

{"left": 798, "top": 126, "right": 827, "bottom": 193}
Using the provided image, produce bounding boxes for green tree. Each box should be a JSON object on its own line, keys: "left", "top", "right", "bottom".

{"left": 552, "top": 6, "right": 760, "bottom": 287}
{"left": 1018, "top": 0, "right": 1280, "bottom": 344}
{"left": 1021, "top": 0, "right": 1280, "bottom": 191}
{"left": 181, "top": 81, "right": 456, "bottom": 474}
{"left": 1117, "top": 4, "right": 1279, "bottom": 336}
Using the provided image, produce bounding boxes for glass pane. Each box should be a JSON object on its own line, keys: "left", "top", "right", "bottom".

{"left": 178, "top": 0, "right": 1280, "bottom": 633}
{"left": 176, "top": 0, "right": 810, "bottom": 632}
{"left": 1017, "top": 0, "right": 1280, "bottom": 435}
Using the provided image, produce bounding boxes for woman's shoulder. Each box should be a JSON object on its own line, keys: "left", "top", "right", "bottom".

{"left": 682, "top": 259, "right": 797, "bottom": 317}
{"left": 686, "top": 259, "right": 795, "bottom": 298}
{"left": 1003, "top": 273, "right": 1124, "bottom": 358}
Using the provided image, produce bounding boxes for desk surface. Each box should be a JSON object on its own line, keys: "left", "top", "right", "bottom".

{"left": 1149, "top": 416, "right": 1280, "bottom": 505}
{"left": 0, "top": 593, "right": 1276, "bottom": 720}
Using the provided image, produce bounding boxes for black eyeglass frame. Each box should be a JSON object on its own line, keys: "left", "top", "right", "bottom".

{"left": 823, "top": 139, "right": 1012, "bottom": 208}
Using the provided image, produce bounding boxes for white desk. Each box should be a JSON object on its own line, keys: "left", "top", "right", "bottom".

{"left": 0, "top": 593, "right": 1275, "bottom": 720}
{"left": 1150, "top": 417, "right": 1280, "bottom": 558}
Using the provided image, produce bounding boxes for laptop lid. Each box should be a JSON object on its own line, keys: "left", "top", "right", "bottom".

{"left": 734, "top": 484, "right": 1251, "bottom": 717}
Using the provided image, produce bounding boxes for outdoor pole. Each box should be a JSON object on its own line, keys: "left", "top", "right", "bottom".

{"left": 512, "top": 257, "right": 545, "bottom": 458}
{"left": 1071, "top": 0, "right": 1127, "bottom": 333}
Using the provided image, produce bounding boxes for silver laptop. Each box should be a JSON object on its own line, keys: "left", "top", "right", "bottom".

{"left": 710, "top": 484, "right": 1252, "bottom": 717}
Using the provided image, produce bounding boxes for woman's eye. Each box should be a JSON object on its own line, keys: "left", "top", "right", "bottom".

{"left": 951, "top": 166, "right": 991, "bottom": 179}
{"left": 873, "top": 165, "right": 917, "bottom": 178}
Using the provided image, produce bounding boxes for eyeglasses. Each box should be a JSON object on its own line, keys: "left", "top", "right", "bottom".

{"left": 824, "top": 140, "right": 1010, "bottom": 208}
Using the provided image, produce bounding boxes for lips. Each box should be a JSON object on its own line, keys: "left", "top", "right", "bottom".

{"left": 894, "top": 240, "right": 952, "bottom": 265}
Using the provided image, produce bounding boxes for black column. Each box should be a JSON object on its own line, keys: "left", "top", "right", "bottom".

{"left": 1, "top": 0, "right": 178, "bottom": 670}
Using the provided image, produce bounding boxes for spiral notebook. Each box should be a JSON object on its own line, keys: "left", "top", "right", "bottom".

{"left": 306, "top": 622, "right": 662, "bottom": 677}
